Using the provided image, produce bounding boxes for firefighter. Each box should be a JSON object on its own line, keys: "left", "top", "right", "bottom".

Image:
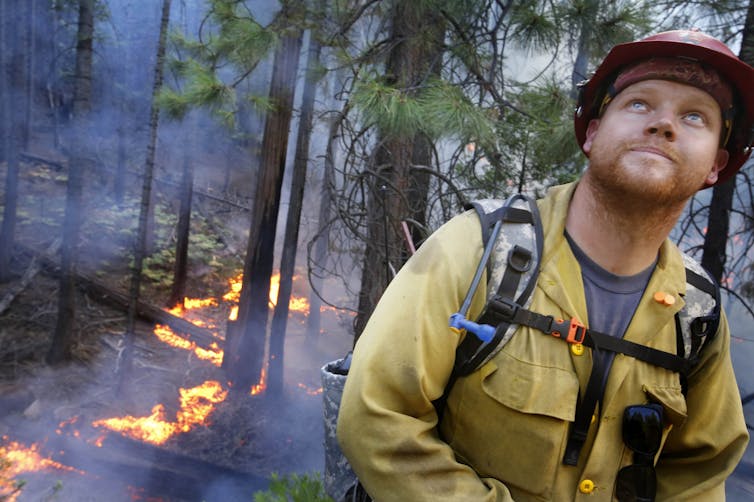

{"left": 337, "top": 29, "right": 753, "bottom": 501}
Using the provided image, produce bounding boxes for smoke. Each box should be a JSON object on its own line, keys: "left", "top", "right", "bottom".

{"left": 1, "top": 0, "right": 357, "bottom": 499}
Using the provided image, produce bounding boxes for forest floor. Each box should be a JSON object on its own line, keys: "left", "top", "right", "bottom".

{"left": 0, "top": 152, "right": 354, "bottom": 501}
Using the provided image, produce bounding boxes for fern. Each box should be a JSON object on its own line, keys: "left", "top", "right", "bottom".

{"left": 253, "top": 472, "right": 333, "bottom": 502}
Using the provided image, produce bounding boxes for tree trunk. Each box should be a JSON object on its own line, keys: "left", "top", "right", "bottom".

{"left": 169, "top": 114, "right": 196, "bottom": 307}
{"left": 306, "top": 106, "right": 340, "bottom": 339}
{"left": 353, "top": 1, "right": 445, "bottom": 340}
{"left": 223, "top": 9, "right": 303, "bottom": 395}
{"left": 701, "top": 0, "right": 754, "bottom": 284}
{"left": 0, "top": 0, "right": 5, "bottom": 163}
{"left": 701, "top": 179, "right": 735, "bottom": 283}
{"left": 570, "top": 21, "right": 591, "bottom": 99}
{"left": 116, "top": 0, "right": 172, "bottom": 390}
{"left": 24, "top": 0, "right": 35, "bottom": 150}
{"left": 114, "top": 125, "right": 128, "bottom": 205}
{"left": 0, "top": 2, "right": 26, "bottom": 282}
{"left": 47, "top": 0, "right": 94, "bottom": 364}
{"left": 268, "top": 20, "right": 323, "bottom": 396}
{"left": 0, "top": 0, "right": 24, "bottom": 282}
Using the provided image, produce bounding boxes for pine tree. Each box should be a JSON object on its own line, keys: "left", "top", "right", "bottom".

{"left": 116, "top": 0, "right": 173, "bottom": 390}
{"left": 48, "top": 0, "right": 95, "bottom": 364}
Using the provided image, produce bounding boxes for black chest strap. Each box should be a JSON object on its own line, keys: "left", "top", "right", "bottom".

{"left": 486, "top": 297, "right": 692, "bottom": 374}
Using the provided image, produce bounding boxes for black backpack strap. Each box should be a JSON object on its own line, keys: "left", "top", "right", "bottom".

{"left": 434, "top": 194, "right": 542, "bottom": 421}
{"left": 675, "top": 261, "right": 720, "bottom": 394}
{"left": 486, "top": 298, "right": 692, "bottom": 374}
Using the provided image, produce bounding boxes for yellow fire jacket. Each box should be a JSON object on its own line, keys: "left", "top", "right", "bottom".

{"left": 337, "top": 182, "right": 748, "bottom": 501}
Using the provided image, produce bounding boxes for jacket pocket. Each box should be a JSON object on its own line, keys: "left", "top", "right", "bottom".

{"left": 643, "top": 383, "right": 688, "bottom": 429}
{"left": 480, "top": 353, "right": 579, "bottom": 421}
{"left": 447, "top": 351, "right": 580, "bottom": 499}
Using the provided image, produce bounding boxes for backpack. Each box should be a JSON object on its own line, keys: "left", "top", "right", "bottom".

{"left": 436, "top": 192, "right": 720, "bottom": 465}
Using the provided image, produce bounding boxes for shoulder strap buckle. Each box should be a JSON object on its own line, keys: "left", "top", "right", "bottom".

{"left": 551, "top": 317, "right": 587, "bottom": 345}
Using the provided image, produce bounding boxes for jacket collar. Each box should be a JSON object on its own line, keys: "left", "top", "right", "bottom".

{"left": 535, "top": 181, "right": 689, "bottom": 345}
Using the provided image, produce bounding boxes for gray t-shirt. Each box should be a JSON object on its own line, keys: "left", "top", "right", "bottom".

{"left": 564, "top": 231, "right": 656, "bottom": 338}
{"left": 565, "top": 231, "right": 657, "bottom": 392}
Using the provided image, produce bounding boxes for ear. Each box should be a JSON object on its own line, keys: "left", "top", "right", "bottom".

{"left": 705, "top": 148, "right": 730, "bottom": 185}
{"left": 583, "top": 119, "right": 601, "bottom": 155}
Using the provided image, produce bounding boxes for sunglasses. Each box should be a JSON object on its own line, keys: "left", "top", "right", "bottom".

{"left": 615, "top": 403, "right": 664, "bottom": 502}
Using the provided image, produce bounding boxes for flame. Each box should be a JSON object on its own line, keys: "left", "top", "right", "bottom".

{"left": 297, "top": 383, "right": 323, "bottom": 396}
{"left": 250, "top": 367, "right": 267, "bottom": 396}
{"left": 90, "top": 269, "right": 311, "bottom": 447}
{"left": 222, "top": 273, "right": 243, "bottom": 304}
{"left": 223, "top": 272, "right": 310, "bottom": 314}
{"left": 182, "top": 297, "right": 217, "bottom": 310}
{"left": 1, "top": 436, "right": 84, "bottom": 500}
{"left": 153, "top": 324, "right": 223, "bottom": 367}
{"left": 92, "top": 381, "right": 228, "bottom": 445}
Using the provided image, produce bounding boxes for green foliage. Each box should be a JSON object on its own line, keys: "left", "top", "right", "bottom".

{"left": 159, "top": 59, "right": 236, "bottom": 123}
{"left": 253, "top": 473, "right": 333, "bottom": 502}
{"left": 211, "top": 1, "right": 276, "bottom": 69}
{"left": 509, "top": 2, "right": 560, "bottom": 52}
{"left": 419, "top": 80, "right": 497, "bottom": 147}
{"left": 557, "top": 0, "right": 653, "bottom": 59}
{"left": 351, "top": 77, "right": 497, "bottom": 145}
{"left": 162, "top": 0, "right": 282, "bottom": 128}
{"left": 351, "top": 77, "right": 424, "bottom": 138}
{"left": 512, "top": 78, "right": 584, "bottom": 177}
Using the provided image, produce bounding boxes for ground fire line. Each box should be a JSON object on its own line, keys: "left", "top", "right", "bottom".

{"left": 1, "top": 270, "right": 323, "bottom": 497}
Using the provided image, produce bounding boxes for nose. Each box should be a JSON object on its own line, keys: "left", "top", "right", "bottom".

{"left": 646, "top": 114, "right": 676, "bottom": 141}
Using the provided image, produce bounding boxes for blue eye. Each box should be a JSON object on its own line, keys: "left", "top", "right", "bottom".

{"left": 629, "top": 101, "right": 647, "bottom": 111}
{"left": 684, "top": 112, "right": 704, "bottom": 123}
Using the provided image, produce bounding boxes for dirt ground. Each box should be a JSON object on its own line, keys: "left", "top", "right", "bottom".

{"left": 0, "top": 155, "right": 355, "bottom": 501}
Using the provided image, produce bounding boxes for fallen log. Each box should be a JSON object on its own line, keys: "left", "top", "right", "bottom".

{"left": 15, "top": 243, "right": 222, "bottom": 350}
{"left": 0, "top": 238, "right": 61, "bottom": 316}
{"left": 20, "top": 151, "right": 66, "bottom": 170}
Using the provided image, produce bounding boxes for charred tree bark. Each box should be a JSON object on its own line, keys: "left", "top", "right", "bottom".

{"left": 115, "top": 125, "right": 128, "bottom": 205}
{"left": 169, "top": 115, "right": 196, "bottom": 307}
{"left": 701, "top": 179, "right": 735, "bottom": 283}
{"left": 268, "top": 19, "right": 323, "bottom": 396}
{"left": 306, "top": 107, "right": 341, "bottom": 339}
{"left": 701, "top": 1, "right": 754, "bottom": 284}
{"left": 0, "top": 0, "right": 25, "bottom": 283}
{"left": 23, "top": 0, "right": 34, "bottom": 149}
{"left": 47, "top": 0, "right": 94, "bottom": 364}
{"left": 114, "top": 3, "right": 140, "bottom": 206}
{"left": 570, "top": 19, "right": 591, "bottom": 100}
{"left": 117, "top": 0, "right": 172, "bottom": 391}
{"left": 223, "top": 6, "right": 303, "bottom": 394}
{"left": 0, "top": 0, "right": 6, "bottom": 163}
{"left": 353, "top": 2, "right": 445, "bottom": 340}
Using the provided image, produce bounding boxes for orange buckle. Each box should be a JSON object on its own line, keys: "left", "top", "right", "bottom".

{"left": 552, "top": 317, "right": 586, "bottom": 344}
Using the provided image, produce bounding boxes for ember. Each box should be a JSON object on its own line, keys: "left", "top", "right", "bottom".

{"left": 297, "top": 383, "right": 324, "bottom": 396}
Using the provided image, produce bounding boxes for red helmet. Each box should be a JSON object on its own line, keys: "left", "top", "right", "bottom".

{"left": 574, "top": 29, "right": 754, "bottom": 187}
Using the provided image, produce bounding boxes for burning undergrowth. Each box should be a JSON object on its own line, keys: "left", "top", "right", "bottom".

{"left": 0, "top": 157, "right": 355, "bottom": 500}
{"left": 0, "top": 265, "right": 351, "bottom": 501}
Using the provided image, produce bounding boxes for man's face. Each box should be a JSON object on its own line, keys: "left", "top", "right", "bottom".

{"left": 582, "top": 79, "right": 729, "bottom": 205}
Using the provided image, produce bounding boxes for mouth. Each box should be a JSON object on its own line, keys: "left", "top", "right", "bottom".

{"left": 630, "top": 146, "right": 675, "bottom": 162}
